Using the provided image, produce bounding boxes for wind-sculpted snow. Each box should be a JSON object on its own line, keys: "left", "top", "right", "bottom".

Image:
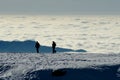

{"left": 24, "top": 65, "right": 120, "bottom": 80}
{"left": 0, "top": 40, "right": 87, "bottom": 53}
{"left": 0, "top": 53, "right": 120, "bottom": 80}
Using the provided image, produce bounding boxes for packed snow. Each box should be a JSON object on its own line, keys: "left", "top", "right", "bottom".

{"left": 0, "top": 53, "right": 120, "bottom": 80}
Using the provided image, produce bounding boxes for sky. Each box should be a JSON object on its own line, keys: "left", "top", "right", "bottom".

{"left": 0, "top": 0, "right": 120, "bottom": 15}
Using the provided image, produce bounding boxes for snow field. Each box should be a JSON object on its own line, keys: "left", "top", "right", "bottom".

{"left": 0, "top": 53, "right": 120, "bottom": 79}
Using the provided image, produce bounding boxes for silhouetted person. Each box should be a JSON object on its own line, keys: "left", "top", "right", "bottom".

{"left": 35, "top": 41, "right": 40, "bottom": 53}
{"left": 52, "top": 41, "right": 56, "bottom": 53}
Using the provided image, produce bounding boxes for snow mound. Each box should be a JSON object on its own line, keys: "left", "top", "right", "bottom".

{"left": 0, "top": 40, "right": 87, "bottom": 53}
{"left": 25, "top": 65, "right": 120, "bottom": 80}
{"left": 0, "top": 53, "right": 120, "bottom": 80}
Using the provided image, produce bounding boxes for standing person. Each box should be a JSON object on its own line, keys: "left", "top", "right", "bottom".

{"left": 52, "top": 41, "right": 56, "bottom": 53}
{"left": 35, "top": 41, "right": 40, "bottom": 53}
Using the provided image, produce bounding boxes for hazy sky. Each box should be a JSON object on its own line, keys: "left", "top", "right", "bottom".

{"left": 0, "top": 0, "right": 120, "bottom": 15}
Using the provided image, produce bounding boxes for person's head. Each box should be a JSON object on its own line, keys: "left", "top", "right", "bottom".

{"left": 52, "top": 41, "right": 55, "bottom": 43}
{"left": 36, "top": 41, "right": 39, "bottom": 43}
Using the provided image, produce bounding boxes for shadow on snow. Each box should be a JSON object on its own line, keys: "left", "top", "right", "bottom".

{"left": 24, "top": 64, "right": 120, "bottom": 80}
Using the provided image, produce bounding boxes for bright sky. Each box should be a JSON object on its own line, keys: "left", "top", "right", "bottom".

{"left": 0, "top": 0, "right": 120, "bottom": 15}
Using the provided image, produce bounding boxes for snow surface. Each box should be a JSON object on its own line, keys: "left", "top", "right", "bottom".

{"left": 0, "top": 53, "right": 120, "bottom": 80}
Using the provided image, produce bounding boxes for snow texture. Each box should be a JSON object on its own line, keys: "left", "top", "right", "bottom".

{"left": 0, "top": 53, "right": 120, "bottom": 80}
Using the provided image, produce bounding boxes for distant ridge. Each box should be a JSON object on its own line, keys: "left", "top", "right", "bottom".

{"left": 0, "top": 40, "right": 87, "bottom": 53}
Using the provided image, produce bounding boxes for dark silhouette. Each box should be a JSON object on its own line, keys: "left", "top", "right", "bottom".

{"left": 35, "top": 41, "right": 40, "bottom": 53}
{"left": 52, "top": 69, "right": 66, "bottom": 76}
{"left": 0, "top": 40, "right": 87, "bottom": 53}
{"left": 52, "top": 41, "right": 56, "bottom": 53}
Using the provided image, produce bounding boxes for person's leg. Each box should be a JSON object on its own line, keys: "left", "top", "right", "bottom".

{"left": 54, "top": 49, "right": 56, "bottom": 53}
{"left": 52, "top": 48, "right": 54, "bottom": 53}
{"left": 53, "top": 48, "right": 55, "bottom": 53}
{"left": 37, "top": 48, "right": 39, "bottom": 53}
